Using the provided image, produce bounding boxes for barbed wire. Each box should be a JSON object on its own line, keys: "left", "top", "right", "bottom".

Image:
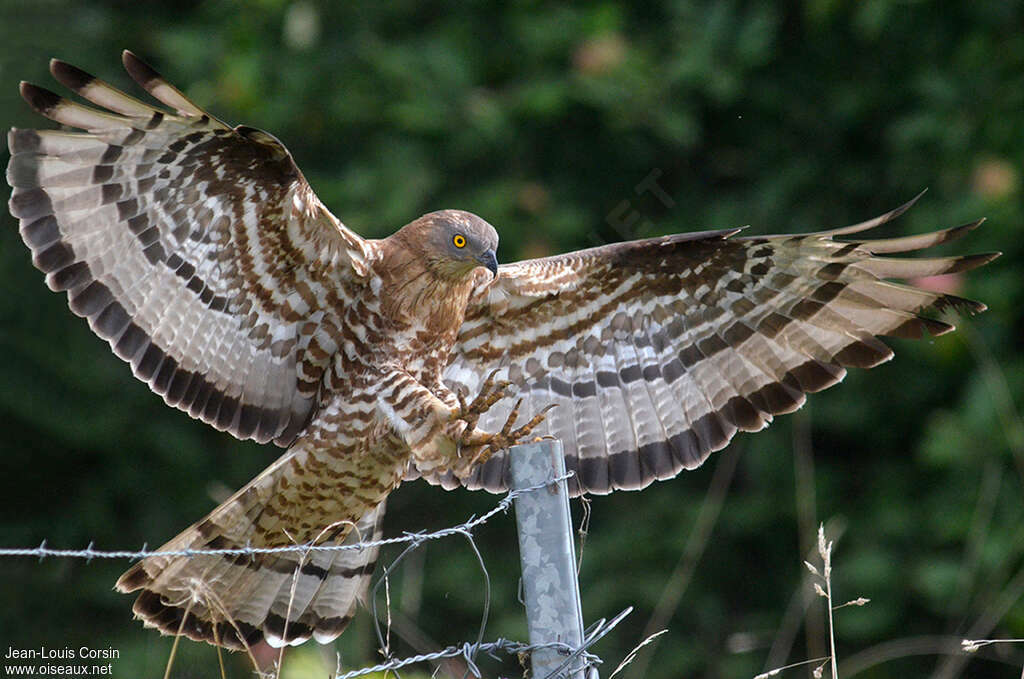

{"left": 0, "top": 472, "right": 572, "bottom": 562}
{"left": 333, "top": 607, "right": 633, "bottom": 679}
{"left": 1, "top": 469, "right": 623, "bottom": 678}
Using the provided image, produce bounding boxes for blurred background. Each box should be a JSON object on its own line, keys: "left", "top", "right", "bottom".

{"left": 0, "top": 1, "right": 1021, "bottom": 677}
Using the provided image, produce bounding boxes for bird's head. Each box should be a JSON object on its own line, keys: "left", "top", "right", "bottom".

{"left": 401, "top": 209, "right": 499, "bottom": 280}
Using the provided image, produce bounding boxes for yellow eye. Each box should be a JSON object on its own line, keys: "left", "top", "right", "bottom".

{"left": 453, "top": 234, "right": 467, "bottom": 248}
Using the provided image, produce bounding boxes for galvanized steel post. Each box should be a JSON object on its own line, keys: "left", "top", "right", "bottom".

{"left": 510, "top": 439, "right": 590, "bottom": 678}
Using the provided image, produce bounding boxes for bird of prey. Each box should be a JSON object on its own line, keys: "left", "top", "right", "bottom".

{"left": 6, "top": 52, "right": 996, "bottom": 650}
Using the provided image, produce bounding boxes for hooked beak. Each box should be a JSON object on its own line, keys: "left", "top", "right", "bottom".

{"left": 476, "top": 249, "right": 498, "bottom": 278}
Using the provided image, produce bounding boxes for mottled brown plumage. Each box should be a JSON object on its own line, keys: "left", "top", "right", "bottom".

{"left": 7, "top": 53, "right": 997, "bottom": 651}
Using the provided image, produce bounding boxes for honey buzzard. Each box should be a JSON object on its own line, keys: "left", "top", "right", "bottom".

{"left": 6, "top": 52, "right": 996, "bottom": 650}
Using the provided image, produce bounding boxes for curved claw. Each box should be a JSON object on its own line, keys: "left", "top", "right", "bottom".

{"left": 506, "top": 403, "right": 557, "bottom": 445}
{"left": 481, "top": 401, "right": 559, "bottom": 458}
{"left": 463, "top": 374, "right": 510, "bottom": 416}
{"left": 454, "top": 371, "right": 515, "bottom": 451}
{"left": 455, "top": 371, "right": 514, "bottom": 439}
{"left": 453, "top": 400, "right": 558, "bottom": 478}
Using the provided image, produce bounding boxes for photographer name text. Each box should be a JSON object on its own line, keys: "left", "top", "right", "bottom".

{"left": 5, "top": 647, "right": 119, "bottom": 661}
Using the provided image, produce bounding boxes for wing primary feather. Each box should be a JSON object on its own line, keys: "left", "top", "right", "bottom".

{"left": 811, "top": 190, "right": 927, "bottom": 237}
{"left": 121, "top": 50, "right": 210, "bottom": 118}
{"left": 858, "top": 219, "right": 988, "bottom": 254}
{"left": 20, "top": 82, "right": 132, "bottom": 129}
{"left": 605, "top": 336, "right": 646, "bottom": 490}
{"left": 19, "top": 82, "right": 66, "bottom": 118}
{"left": 857, "top": 251, "right": 1000, "bottom": 278}
{"left": 580, "top": 347, "right": 613, "bottom": 494}
{"left": 50, "top": 59, "right": 165, "bottom": 119}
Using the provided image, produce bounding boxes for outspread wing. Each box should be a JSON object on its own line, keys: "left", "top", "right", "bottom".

{"left": 7, "top": 53, "right": 372, "bottom": 445}
{"left": 433, "top": 197, "right": 996, "bottom": 495}
{"left": 117, "top": 438, "right": 387, "bottom": 649}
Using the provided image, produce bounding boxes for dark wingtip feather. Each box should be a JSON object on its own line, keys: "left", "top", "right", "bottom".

{"left": 131, "top": 590, "right": 253, "bottom": 651}
{"left": 935, "top": 219, "right": 985, "bottom": 245}
{"left": 947, "top": 251, "right": 1002, "bottom": 274}
{"left": 121, "top": 50, "right": 161, "bottom": 89}
{"left": 860, "top": 218, "right": 991, "bottom": 255}
{"left": 888, "top": 188, "right": 928, "bottom": 221}
{"left": 8, "top": 128, "right": 41, "bottom": 155}
{"left": 115, "top": 563, "right": 151, "bottom": 592}
{"left": 834, "top": 340, "right": 893, "bottom": 369}
{"left": 923, "top": 317, "right": 956, "bottom": 336}
{"left": 49, "top": 59, "right": 96, "bottom": 92}
{"left": 887, "top": 316, "right": 955, "bottom": 339}
{"left": 9, "top": 186, "right": 53, "bottom": 221}
{"left": 933, "top": 294, "right": 988, "bottom": 315}
{"left": 19, "top": 82, "right": 62, "bottom": 115}
{"left": 819, "top": 190, "right": 930, "bottom": 238}
{"left": 937, "top": 218, "right": 987, "bottom": 246}
{"left": 312, "top": 615, "right": 354, "bottom": 643}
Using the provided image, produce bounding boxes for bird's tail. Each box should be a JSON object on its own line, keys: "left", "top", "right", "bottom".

{"left": 116, "top": 450, "right": 386, "bottom": 650}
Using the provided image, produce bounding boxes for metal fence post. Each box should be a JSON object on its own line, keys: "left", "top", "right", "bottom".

{"left": 509, "top": 439, "right": 590, "bottom": 678}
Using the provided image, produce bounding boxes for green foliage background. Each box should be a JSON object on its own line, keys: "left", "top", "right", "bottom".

{"left": 0, "top": 1, "right": 1021, "bottom": 677}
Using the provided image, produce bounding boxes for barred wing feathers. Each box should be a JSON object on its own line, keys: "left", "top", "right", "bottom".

{"left": 439, "top": 199, "right": 995, "bottom": 496}
{"left": 7, "top": 52, "right": 371, "bottom": 445}
{"left": 116, "top": 441, "right": 386, "bottom": 649}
